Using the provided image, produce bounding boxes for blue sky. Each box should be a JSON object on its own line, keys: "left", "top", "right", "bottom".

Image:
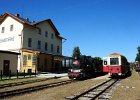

{"left": 0, "top": 0, "right": 140, "bottom": 62}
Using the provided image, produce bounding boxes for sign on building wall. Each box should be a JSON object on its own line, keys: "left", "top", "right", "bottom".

{"left": 0, "top": 36, "right": 15, "bottom": 43}
{"left": 0, "top": 34, "right": 21, "bottom": 51}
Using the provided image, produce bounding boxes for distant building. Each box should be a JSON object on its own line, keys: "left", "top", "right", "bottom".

{"left": 0, "top": 12, "right": 64, "bottom": 74}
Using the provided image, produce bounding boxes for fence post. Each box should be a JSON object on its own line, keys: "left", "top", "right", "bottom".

{"left": 17, "top": 70, "right": 18, "bottom": 79}
{"left": 0, "top": 70, "right": 2, "bottom": 80}
{"left": 9, "top": 70, "right": 11, "bottom": 79}
{"left": 29, "top": 70, "right": 31, "bottom": 77}
{"left": 24, "top": 70, "right": 25, "bottom": 78}
{"left": 35, "top": 69, "right": 36, "bottom": 77}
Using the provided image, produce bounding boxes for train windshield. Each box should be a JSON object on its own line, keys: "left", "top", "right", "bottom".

{"left": 110, "top": 58, "right": 119, "bottom": 65}
{"left": 72, "top": 60, "right": 80, "bottom": 68}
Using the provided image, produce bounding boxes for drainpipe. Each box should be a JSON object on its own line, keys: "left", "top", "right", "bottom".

{"left": 18, "top": 29, "right": 23, "bottom": 72}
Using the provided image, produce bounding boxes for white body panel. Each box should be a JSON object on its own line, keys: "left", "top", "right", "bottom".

{"left": 108, "top": 56, "right": 121, "bottom": 66}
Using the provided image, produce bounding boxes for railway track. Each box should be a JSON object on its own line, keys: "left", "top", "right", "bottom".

{"left": 0, "top": 79, "right": 74, "bottom": 99}
{"left": 66, "top": 79, "right": 120, "bottom": 100}
{"left": 0, "top": 77, "right": 60, "bottom": 89}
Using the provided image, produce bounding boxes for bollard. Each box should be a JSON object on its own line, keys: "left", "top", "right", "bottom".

{"left": 29, "top": 70, "right": 31, "bottom": 77}
{"left": 9, "top": 70, "right": 11, "bottom": 79}
{"left": 17, "top": 70, "right": 18, "bottom": 79}
{"left": 35, "top": 69, "right": 36, "bottom": 77}
{"left": 0, "top": 70, "right": 2, "bottom": 80}
{"left": 24, "top": 70, "right": 25, "bottom": 78}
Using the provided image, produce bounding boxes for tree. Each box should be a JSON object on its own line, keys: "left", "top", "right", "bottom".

{"left": 72, "top": 46, "right": 81, "bottom": 60}
{"left": 135, "top": 46, "right": 140, "bottom": 62}
{"left": 94, "top": 57, "right": 102, "bottom": 60}
{"left": 129, "top": 62, "right": 136, "bottom": 70}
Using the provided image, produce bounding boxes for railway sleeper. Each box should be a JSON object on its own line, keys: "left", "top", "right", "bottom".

{"left": 83, "top": 94, "right": 96, "bottom": 98}
{"left": 98, "top": 94, "right": 110, "bottom": 100}
{"left": 88, "top": 91, "right": 101, "bottom": 95}
{"left": 78, "top": 96, "right": 93, "bottom": 100}
{"left": 99, "top": 93, "right": 111, "bottom": 97}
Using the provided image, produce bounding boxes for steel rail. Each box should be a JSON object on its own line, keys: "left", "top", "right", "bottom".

{"left": 0, "top": 79, "right": 74, "bottom": 99}
{"left": 0, "top": 77, "right": 60, "bottom": 89}
{"left": 67, "top": 79, "right": 119, "bottom": 100}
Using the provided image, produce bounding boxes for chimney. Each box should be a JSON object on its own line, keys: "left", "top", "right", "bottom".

{"left": 26, "top": 18, "right": 29, "bottom": 22}
{"left": 16, "top": 13, "right": 20, "bottom": 17}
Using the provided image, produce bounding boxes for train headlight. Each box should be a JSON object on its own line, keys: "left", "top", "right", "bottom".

{"left": 68, "top": 69, "right": 73, "bottom": 72}
{"left": 73, "top": 69, "right": 80, "bottom": 72}
{"left": 73, "top": 69, "right": 83, "bottom": 72}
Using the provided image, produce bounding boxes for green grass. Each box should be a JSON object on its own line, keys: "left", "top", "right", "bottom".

{"left": 0, "top": 77, "right": 44, "bottom": 85}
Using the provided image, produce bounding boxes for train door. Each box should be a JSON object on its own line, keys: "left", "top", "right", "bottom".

{"left": 3, "top": 60, "right": 10, "bottom": 76}
{"left": 103, "top": 57, "right": 109, "bottom": 72}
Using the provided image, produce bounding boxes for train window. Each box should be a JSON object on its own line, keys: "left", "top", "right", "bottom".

{"left": 110, "top": 58, "right": 119, "bottom": 65}
{"left": 104, "top": 61, "right": 107, "bottom": 65}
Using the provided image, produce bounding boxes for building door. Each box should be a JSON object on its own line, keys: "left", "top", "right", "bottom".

{"left": 3, "top": 60, "right": 10, "bottom": 76}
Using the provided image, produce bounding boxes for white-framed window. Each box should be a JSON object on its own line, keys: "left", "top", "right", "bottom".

{"left": 1, "top": 27, "right": 5, "bottom": 33}
{"left": 38, "top": 28, "right": 41, "bottom": 34}
{"left": 28, "top": 54, "right": 31, "bottom": 60}
{"left": 51, "top": 44, "right": 53, "bottom": 52}
{"left": 51, "top": 33, "right": 54, "bottom": 39}
{"left": 38, "top": 40, "right": 41, "bottom": 49}
{"left": 23, "top": 55, "right": 27, "bottom": 65}
{"left": 45, "top": 42, "right": 48, "bottom": 51}
{"left": 28, "top": 38, "right": 32, "bottom": 47}
{"left": 45, "top": 31, "right": 48, "bottom": 37}
{"left": 32, "top": 54, "right": 37, "bottom": 65}
{"left": 57, "top": 46, "right": 60, "bottom": 53}
{"left": 10, "top": 25, "right": 13, "bottom": 31}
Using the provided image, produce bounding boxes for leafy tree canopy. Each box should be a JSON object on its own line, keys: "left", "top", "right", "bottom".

{"left": 135, "top": 46, "right": 140, "bottom": 62}
{"left": 72, "top": 46, "right": 81, "bottom": 59}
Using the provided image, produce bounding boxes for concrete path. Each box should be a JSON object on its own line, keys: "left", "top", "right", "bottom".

{"left": 37, "top": 73, "right": 68, "bottom": 78}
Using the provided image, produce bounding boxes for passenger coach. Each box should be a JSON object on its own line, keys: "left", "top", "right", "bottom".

{"left": 103, "top": 53, "right": 131, "bottom": 76}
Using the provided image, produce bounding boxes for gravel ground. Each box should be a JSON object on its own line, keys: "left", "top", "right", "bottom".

{"left": 4, "top": 75, "right": 109, "bottom": 100}
{"left": 111, "top": 71, "right": 140, "bottom": 100}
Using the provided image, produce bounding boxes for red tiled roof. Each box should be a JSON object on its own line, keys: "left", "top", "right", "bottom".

{"left": 1, "top": 12, "right": 26, "bottom": 24}
{"left": 108, "top": 53, "right": 123, "bottom": 57}
{"left": 0, "top": 14, "right": 4, "bottom": 23}
{"left": 110, "top": 53, "right": 121, "bottom": 55}
{"left": 0, "top": 12, "right": 35, "bottom": 29}
{"left": 0, "top": 12, "right": 64, "bottom": 38}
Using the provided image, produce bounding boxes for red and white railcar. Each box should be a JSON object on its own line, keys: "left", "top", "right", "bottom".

{"left": 104, "top": 53, "right": 130, "bottom": 76}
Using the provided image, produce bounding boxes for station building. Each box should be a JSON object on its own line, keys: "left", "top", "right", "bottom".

{"left": 0, "top": 12, "right": 64, "bottom": 74}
